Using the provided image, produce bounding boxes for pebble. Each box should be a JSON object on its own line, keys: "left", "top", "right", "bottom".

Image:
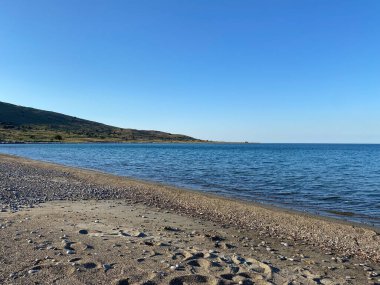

{"left": 28, "top": 266, "right": 41, "bottom": 274}
{"left": 232, "top": 255, "right": 245, "bottom": 264}
{"left": 222, "top": 243, "right": 235, "bottom": 249}
{"left": 103, "top": 264, "right": 112, "bottom": 271}
{"left": 170, "top": 264, "right": 180, "bottom": 270}
{"left": 163, "top": 226, "right": 180, "bottom": 232}
{"left": 364, "top": 266, "right": 375, "bottom": 272}
{"left": 132, "top": 231, "right": 146, "bottom": 238}
{"left": 9, "top": 272, "right": 16, "bottom": 278}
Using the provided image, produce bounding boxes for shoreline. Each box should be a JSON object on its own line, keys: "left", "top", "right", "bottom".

{"left": 0, "top": 149, "right": 378, "bottom": 230}
{"left": 0, "top": 152, "right": 378, "bottom": 233}
{"left": 1, "top": 153, "right": 379, "bottom": 263}
{"left": 1, "top": 153, "right": 380, "bottom": 284}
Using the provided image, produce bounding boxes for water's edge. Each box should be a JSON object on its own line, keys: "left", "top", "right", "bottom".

{"left": 1, "top": 143, "right": 379, "bottom": 227}
{"left": 1, "top": 152, "right": 379, "bottom": 232}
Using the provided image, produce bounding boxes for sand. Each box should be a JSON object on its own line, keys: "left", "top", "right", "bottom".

{"left": 0, "top": 154, "right": 379, "bottom": 285}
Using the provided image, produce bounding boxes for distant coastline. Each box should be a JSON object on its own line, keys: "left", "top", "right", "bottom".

{"left": 0, "top": 101, "right": 200, "bottom": 143}
{"left": 0, "top": 140, "right": 260, "bottom": 144}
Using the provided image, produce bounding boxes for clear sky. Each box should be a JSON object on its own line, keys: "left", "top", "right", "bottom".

{"left": 0, "top": 1, "right": 379, "bottom": 143}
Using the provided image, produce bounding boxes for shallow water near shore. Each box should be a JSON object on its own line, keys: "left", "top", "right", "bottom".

{"left": 1, "top": 143, "right": 379, "bottom": 227}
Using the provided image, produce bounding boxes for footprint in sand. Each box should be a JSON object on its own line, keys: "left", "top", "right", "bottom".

{"left": 81, "top": 262, "right": 98, "bottom": 269}
{"left": 114, "top": 279, "right": 130, "bottom": 285}
{"left": 172, "top": 248, "right": 276, "bottom": 284}
{"left": 169, "top": 274, "right": 210, "bottom": 285}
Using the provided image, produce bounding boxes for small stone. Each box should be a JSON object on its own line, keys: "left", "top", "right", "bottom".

{"left": 170, "top": 264, "right": 179, "bottom": 270}
{"left": 232, "top": 255, "right": 245, "bottom": 264}
{"left": 9, "top": 272, "right": 16, "bottom": 278}
{"left": 79, "top": 229, "right": 88, "bottom": 235}
{"left": 222, "top": 243, "right": 235, "bottom": 249}
{"left": 84, "top": 244, "right": 94, "bottom": 250}
{"left": 28, "top": 266, "right": 41, "bottom": 274}
{"left": 132, "top": 231, "right": 146, "bottom": 238}
{"left": 337, "top": 257, "right": 348, "bottom": 263}
{"left": 66, "top": 249, "right": 75, "bottom": 255}
{"left": 103, "top": 264, "right": 112, "bottom": 271}
{"left": 163, "top": 226, "right": 180, "bottom": 232}
{"left": 364, "top": 266, "right": 374, "bottom": 272}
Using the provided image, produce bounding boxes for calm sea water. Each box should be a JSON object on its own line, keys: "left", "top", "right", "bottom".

{"left": 1, "top": 143, "right": 379, "bottom": 227}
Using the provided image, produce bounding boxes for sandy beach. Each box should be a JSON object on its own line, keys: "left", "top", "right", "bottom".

{"left": 0, "top": 154, "right": 379, "bottom": 285}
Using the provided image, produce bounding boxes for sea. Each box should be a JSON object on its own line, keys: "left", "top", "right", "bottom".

{"left": 1, "top": 143, "right": 379, "bottom": 227}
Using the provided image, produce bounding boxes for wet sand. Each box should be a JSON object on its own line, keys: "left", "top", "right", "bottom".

{"left": 0, "top": 154, "right": 379, "bottom": 284}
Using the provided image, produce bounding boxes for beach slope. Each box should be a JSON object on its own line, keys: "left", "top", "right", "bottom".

{"left": 0, "top": 154, "right": 379, "bottom": 284}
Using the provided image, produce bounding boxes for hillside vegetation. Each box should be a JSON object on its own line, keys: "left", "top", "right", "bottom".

{"left": 0, "top": 101, "right": 199, "bottom": 143}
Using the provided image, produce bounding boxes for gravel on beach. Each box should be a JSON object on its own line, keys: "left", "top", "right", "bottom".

{"left": 0, "top": 154, "right": 380, "bottom": 284}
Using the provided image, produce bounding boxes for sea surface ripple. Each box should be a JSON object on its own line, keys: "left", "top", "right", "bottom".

{"left": 1, "top": 143, "right": 379, "bottom": 227}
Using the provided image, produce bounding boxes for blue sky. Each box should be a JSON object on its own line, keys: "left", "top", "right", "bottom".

{"left": 0, "top": 0, "right": 379, "bottom": 143}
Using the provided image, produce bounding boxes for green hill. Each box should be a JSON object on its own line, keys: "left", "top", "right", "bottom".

{"left": 0, "top": 101, "right": 199, "bottom": 143}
